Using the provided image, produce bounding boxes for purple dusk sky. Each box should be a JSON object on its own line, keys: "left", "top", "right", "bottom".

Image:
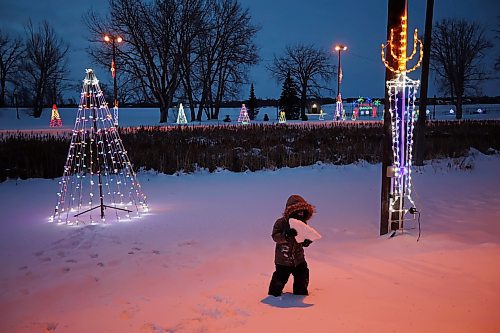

{"left": 1, "top": 0, "right": 499, "bottom": 100}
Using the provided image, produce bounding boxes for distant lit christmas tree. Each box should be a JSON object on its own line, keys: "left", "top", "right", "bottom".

{"left": 238, "top": 104, "right": 251, "bottom": 124}
{"left": 49, "top": 104, "right": 63, "bottom": 127}
{"left": 51, "top": 69, "right": 148, "bottom": 224}
{"left": 319, "top": 109, "right": 325, "bottom": 120}
{"left": 176, "top": 103, "right": 188, "bottom": 124}
{"left": 278, "top": 110, "right": 286, "bottom": 123}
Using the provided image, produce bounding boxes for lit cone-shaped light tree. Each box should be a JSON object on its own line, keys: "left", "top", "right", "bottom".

{"left": 176, "top": 103, "right": 188, "bottom": 124}
{"left": 334, "top": 93, "right": 343, "bottom": 121}
{"left": 237, "top": 104, "right": 250, "bottom": 124}
{"left": 52, "top": 69, "right": 148, "bottom": 225}
{"left": 381, "top": 11, "right": 423, "bottom": 230}
{"left": 278, "top": 110, "right": 286, "bottom": 123}
{"left": 50, "top": 104, "right": 63, "bottom": 127}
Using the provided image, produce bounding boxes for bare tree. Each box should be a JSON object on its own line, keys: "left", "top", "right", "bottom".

{"left": 0, "top": 29, "right": 23, "bottom": 107}
{"left": 431, "top": 18, "right": 492, "bottom": 119}
{"left": 21, "top": 20, "right": 68, "bottom": 117}
{"left": 175, "top": 0, "right": 207, "bottom": 121}
{"left": 268, "top": 44, "right": 334, "bottom": 119}
{"left": 414, "top": 0, "right": 434, "bottom": 166}
{"left": 85, "top": 0, "right": 259, "bottom": 123}
{"left": 194, "top": 0, "right": 259, "bottom": 121}
{"left": 84, "top": 8, "right": 147, "bottom": 107}
{"left": 85, "top": 0, "right": 182, "bottom": 123}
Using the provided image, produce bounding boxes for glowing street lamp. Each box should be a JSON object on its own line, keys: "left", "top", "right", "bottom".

{"left": 103, "top": 34, "right": 124, "bottom": 125}
{"left": 334, "top": 44, "right": 347, "bottom": 121}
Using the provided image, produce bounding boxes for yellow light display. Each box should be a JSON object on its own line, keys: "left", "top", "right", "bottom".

{"left": 381, "top": 14, "right": 423, "bottom": 74}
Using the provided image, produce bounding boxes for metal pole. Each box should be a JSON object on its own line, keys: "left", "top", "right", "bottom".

{"left": 112, "top": 40, "right": 118, "bottom": 108}
{"left": 380, "top": 0, "right": 406, "bottom": 236}
{"left": 88, "top": 77, "right": 105, "bottom": 219}
{"left": 337, "top": 49, "right": 341, "bottom": 96}
{"left": 415, "top": 0, "right": 434, "bottom": 165}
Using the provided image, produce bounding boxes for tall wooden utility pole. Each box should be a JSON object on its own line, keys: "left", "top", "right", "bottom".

{"left": 414, "top": 0, "right": 434, "bottom": 166}
{"left": 380, "top": 0, "right": 406, "bottom": 236}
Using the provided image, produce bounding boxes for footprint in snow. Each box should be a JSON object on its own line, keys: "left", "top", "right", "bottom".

{"left": 178, "top": 240, "right": 196, "bottom": 247}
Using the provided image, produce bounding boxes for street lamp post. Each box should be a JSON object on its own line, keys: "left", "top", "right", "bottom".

{"left": 334, "top": 44, "right": 347, "bottom": 121}
{"left": 104, "top": 34, "right": 123, "bottom": 125}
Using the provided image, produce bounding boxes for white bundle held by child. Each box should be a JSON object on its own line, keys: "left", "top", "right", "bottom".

{"left": 289, "top": 218, "right": 322, "bottom": 243}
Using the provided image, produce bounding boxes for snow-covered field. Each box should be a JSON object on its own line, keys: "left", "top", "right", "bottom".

{"left": 1, "top": 151, "right": 499, "bottom": 332}
{"left": 1, "top": 104, "right": 500, "bottom": 130}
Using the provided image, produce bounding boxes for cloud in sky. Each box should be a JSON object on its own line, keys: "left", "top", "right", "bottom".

{"left": 1, "top": 0, "right": 499, "bottom": 101}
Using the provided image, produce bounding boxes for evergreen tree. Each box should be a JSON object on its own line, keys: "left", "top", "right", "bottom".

{"left": 247, "top": 83, "right": 259, "bottom": 120}
{"left": 279, "top": 70, "right": 300, "bottom": 120}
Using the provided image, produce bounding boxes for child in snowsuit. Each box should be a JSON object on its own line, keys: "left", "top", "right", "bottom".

{"left": 268, "top": 194, "right": 315, "bottom": 297}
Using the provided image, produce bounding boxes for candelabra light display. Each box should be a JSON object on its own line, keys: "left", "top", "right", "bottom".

{"left": 51, "top": 69, "right": 148, "bottom": 225}
{"left": 176, "top": 103, "right": 188, "bottom": 125}
{"left": 381, "top": 13, "right": 423, "bottom": 230}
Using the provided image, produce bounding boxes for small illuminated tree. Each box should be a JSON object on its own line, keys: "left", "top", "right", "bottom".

{"left": 238, "top": 104, "right": 250, "bottom": 124}
{"left": 51, "top": 69, "right": 148, "bottom": 224}
{"left": 318, "top": 109, "right": 325, "bottom": 120}
{"left": 176, "top": 103, "right": 188, "bottom": 124}
{"left": 278, "top": 110, "right": 286, "bottom": 123}
{"left": 49, "top": 104, "right": 62, "bottom": 127}
{"left": 381, "top": 11, "right": 423, "bottom": 232}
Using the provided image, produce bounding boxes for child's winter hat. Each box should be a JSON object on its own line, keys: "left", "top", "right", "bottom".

{"left": 283, "top": 194, "right": 316, "bottom": 221}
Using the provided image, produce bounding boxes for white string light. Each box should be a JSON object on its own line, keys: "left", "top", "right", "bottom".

{"left": 52, "top": 69, "right": 148, "bottom": 225}
{"left": 382, "top": 11, "right": 422, "bottom": 229}
{"left": 238, "top": 104, "right": 251, "bottom": 124}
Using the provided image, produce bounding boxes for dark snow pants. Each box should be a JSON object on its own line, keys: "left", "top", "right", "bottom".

{"left": 268, "top": 262, "right": 309, "bottom": 296}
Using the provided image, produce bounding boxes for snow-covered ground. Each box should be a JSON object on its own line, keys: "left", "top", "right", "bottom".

{"left": 1, "top": 103, "right": 499, "bottom": 130}
{"left": 1, "top": 151, "right": 499, "bottom": 332}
